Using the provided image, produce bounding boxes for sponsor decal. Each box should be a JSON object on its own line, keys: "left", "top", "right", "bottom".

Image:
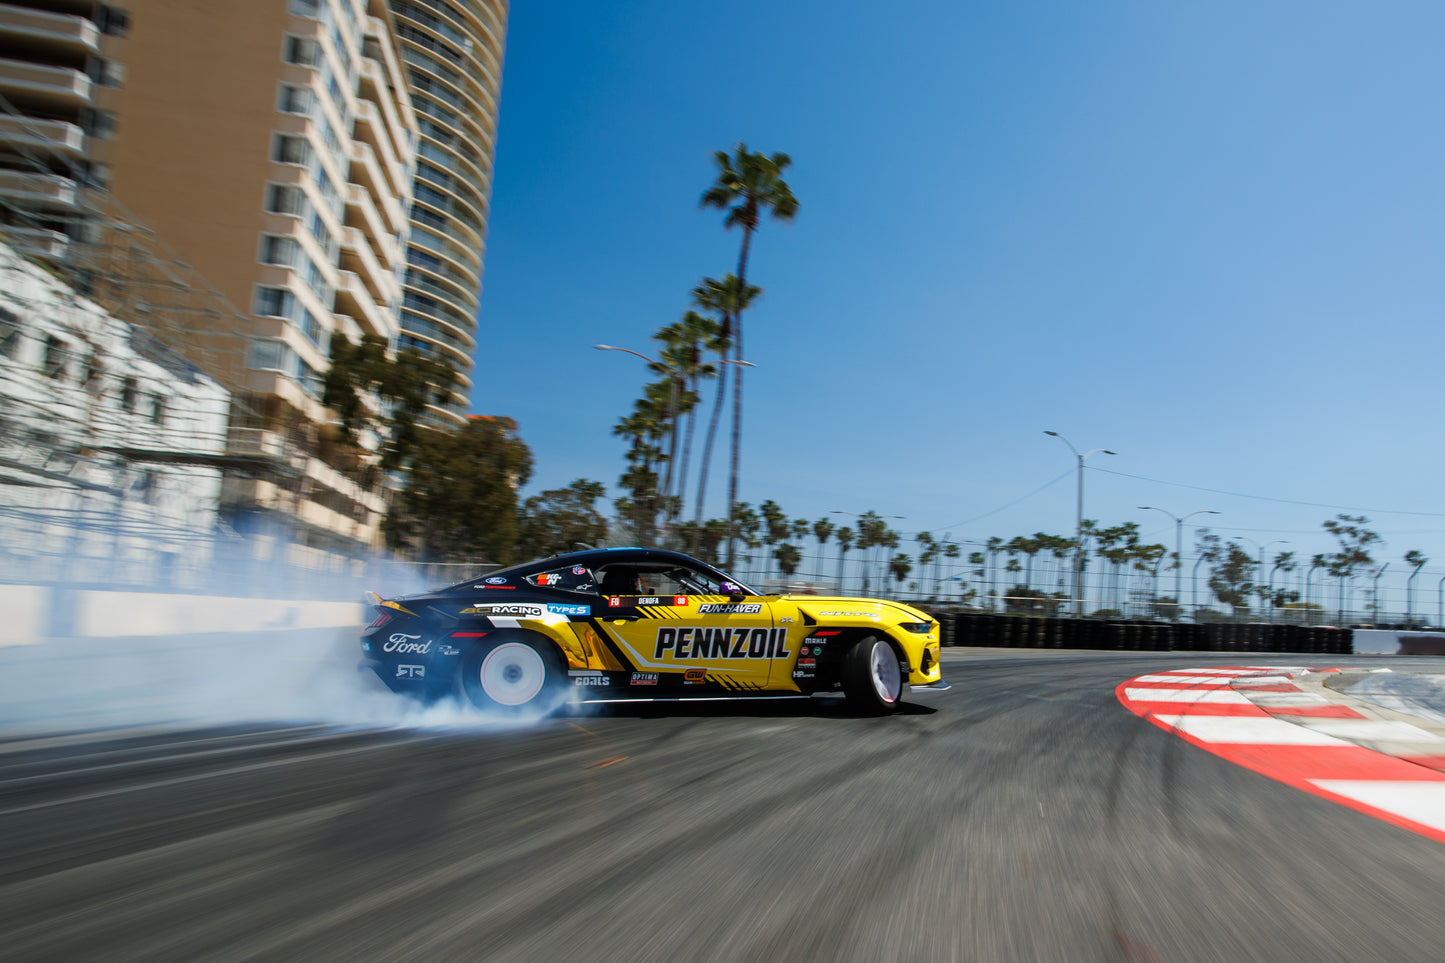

{"left": 798, "top": 658, "right": 816, "bottom": 667}
{"left": 697, "top": 603, "right": 763, "bottom": 615}
{"left": 653, "top": 626, "right": 790, "bottom": 660}
{"left": 439, "top": 645, "right": 461, "bottom": 656}
{"left": 572, "top": 567, "right": 587, "bottom": 575}
{"left": 360, "top": 641, "right": 371, "bottom": 651}
{"left": 536, "top": 573, "right": 560, "bottom": 586}
{"left": 547, "top": 603, "right": 590, "bottom": 616}
{"left": 818, "top": 611, "right": 874, "bottom": 618}
{"left": 396, "top": 664, "right": 425, "bottom": 679}
{"left": 484, "top": 576, "right": 509, "bottom": 585}
{"left": 630, "top": 672, "right": 659, "bottom": 686}
{"left": 573, "top": 674, "right": 610, "bottom": 687}
{"left": 683, "top": 667, "right": 707, "bottom": 684}
{"left": 608, "top": 596, "right": 625, "bottom": 607}
{"left": 383, "top": 634, "right": 431, "bottom": 655}
{"left": 460, "top": 604, "right": 545, "bottom": 617}
{"left": 779, "top": 617, "right": 794, "bottom": 624}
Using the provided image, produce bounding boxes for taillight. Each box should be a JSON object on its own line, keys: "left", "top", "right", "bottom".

{"left": 369, "top": 610, "right": 392, "bottom": 628}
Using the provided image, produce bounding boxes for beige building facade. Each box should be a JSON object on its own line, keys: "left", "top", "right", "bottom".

{"left": 389, "top": 0, "right": 506, "bottom": 424}
{"left": 89, "top": 0, "right": 416, "bottom": 551}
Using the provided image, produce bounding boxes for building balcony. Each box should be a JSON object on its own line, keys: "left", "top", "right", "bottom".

{"left": 0, "top": 170, "right": 80, "bottom": 210}
{"left": 347, "top": 140, "right": 408, "bottom": 235}
{"left": 0, "top": 57, "right": 91, "bottom": 110}
{"left": 0, "top": 115, "right": 84, "bottom": 157}
{"left": 351, "top": 98, "right": 411, "bottom": 202}
{"left": 340, "top": 225, "right": 399, "bottom": 306}
{"left": 343, "top": 182, "right": 401, "bottom": 268}
{"left": 1, "top": 225, "right": 70, "bottom": 259}
{"left": 335, "top": 269, "right": 396, "bottom": 340}
{"left": 0, "top": 3, "right": 100, "bottom": 58}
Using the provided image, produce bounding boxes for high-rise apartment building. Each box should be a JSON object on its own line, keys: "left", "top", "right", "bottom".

{"left": 0, "top": 0, "right": 509, "bottom": 554}
{"left": 0, "top": 1, "right": 129, "bottom": 259}
{"left": 388, "top": 0, "right": 506, "bottom": 424}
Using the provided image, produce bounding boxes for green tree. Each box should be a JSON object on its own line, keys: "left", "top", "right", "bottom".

{"left": 701, "top": 144, "right": 798, "bottom": 566}
{"left": 387, "top": 417, "right": 533, "bottom": 563}
{"left": 889, "top": 552, "right": 912, "bottom": 587}
{"left": 775, "top": 543, "right": 802, "bottom": 578}
{"left": 1322, "top": 514, "right": 1381, "bottom": 621}
{"left": 322, "top": 333, "right": 457, "bottom": 479}
{"left": 835, "top": 526, "right": 855, "bottom": 590}
{"left": 1405, "top": 549, "right": 1429, "bottom": 623}
{"left": 518, "top": 479, "right": 609, "bottom": 557}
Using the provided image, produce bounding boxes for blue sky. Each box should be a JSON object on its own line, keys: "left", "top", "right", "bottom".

{"left": 472, "top": 1, "right": 1445, "bottom": 581}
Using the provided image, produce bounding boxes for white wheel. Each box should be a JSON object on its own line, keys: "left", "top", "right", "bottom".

{"left": 867, "top": 641, "right": 902, "bottom": 703}
{"left": 842, "top": 637, "right": 904, "bottom": 714}
{"left": 478, "top": 642, "right": 547, "bottom": 706}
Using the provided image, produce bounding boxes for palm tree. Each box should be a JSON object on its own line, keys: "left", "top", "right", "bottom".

{"left": 775, "top": 543, "right": 802, "bottom": 579}
{"left": 701, "top": 144, "right": 798, "bottom": 567}
{"left": 812, "top": 517, "right": 834, "bottom": 581}
{"left": 1405, "top": 550, "right": 1428, "bottom": 623}
{"left": 657, "top": 311, "right": 717, "bottom": 519}
{"left": 688, "top": 275, "right": 758, "bottom": 550}
{"left": 835, "top": 526, "right": 855, "bottom": 592}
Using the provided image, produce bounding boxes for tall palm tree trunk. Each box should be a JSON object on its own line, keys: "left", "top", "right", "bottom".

{"left": 691, "top": 360, "right": 729, "bottom": 553}
{"left": 724, "top": 223, "right": 755, "bottom": 568}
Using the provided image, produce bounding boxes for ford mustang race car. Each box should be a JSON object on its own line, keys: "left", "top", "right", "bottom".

{"left": 360, "top": 547, "right": 944, "bottom": 714}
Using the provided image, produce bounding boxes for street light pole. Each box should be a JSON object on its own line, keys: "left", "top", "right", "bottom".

{"left": 1237, "top": 536, "right": 1287, "bottom": 619}
{"left": 1045, "top": 431, "right": 1114, "bottom": 617}
{"left": 1139, "top": 507, "right": 1219, "bottom": 620}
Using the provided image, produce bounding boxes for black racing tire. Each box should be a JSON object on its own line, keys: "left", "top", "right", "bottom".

{"left": 841, "top": 636, "right": 905, "bottom": 714}
{"left": 457, "top": 632, "right": 569, "bottom": 716}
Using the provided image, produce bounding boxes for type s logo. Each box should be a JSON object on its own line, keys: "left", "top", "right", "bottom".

{"left": 384, "top": 633, "right": 431, "bottom": 655}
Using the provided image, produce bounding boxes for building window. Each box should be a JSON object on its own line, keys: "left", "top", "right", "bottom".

{"left": 43, "top": 335, "right": 70, "bottom": 380}
{"left": 78, "top": 107, "right": 118, "bottom": 138}
{"left": 272, "top": 133, "right": 310, "bottom": 165}
{"left": 248, "top": 339, "right": 288, "bottom": 371}
{"left": 254, "top": 286, "right": 295, "bottom": 319}
{"left": 284, "top": 35, "right": 321, "bottom": 67}
{"left": 120, "top": 376, "right": 138, "bottom": 412}
{"left": 0, "top": 307, "right": 19, "bottom": 359}
{"left": 82, "top": 349, "right": 104, "bottom": 387}
{"left": 265, "top": 183, "right": 303, "bottom": 215}
{"left": 97, "top": 5, "right": 131, "bottom": 36}
{"left": 260, "top": 234, "right": 298, "bottom": 267}
{"left": 278, "top": 84, "right": 312, "bottom": 114}
{"left": 149, "top": 394, "right": 165, "bottom": 425}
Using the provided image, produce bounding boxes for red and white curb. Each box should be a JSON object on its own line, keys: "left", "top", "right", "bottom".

{"left": 1117, "top": 666, "right": 1445, "bottom": 845}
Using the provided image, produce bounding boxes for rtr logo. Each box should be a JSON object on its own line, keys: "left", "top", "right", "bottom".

{"left": 396, "top": 664, "right": 425, "bottom": 679}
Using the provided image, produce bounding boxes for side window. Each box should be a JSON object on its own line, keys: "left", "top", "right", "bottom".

{"left": 527, "top": 565, "right": 595, "bottom": 593}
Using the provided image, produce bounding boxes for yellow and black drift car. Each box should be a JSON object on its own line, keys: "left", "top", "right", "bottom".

{"left": 360, "top": 547, "right": 946, "bottom": 714}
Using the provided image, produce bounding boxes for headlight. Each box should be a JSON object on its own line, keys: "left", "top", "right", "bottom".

{"left": 899, "top": 622, "right": 933, "bottom": 634}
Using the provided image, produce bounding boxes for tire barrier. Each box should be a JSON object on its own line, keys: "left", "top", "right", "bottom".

{"left": 945, "top": 613, "right": 1353, "bottom": 654}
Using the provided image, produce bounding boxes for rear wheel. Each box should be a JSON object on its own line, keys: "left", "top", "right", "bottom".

{"left": 459, "top": 634, "right": 568, "bottom": 715}
{"left": 842, "top": 636, "right": 905, "bottom": 714}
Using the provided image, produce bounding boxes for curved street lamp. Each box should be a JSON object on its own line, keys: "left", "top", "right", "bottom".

{"left": 1139, "top": 507, "right": 1219, "bottom": 621}
{"left": 1045, "top": 431, "right": 1114, "bottom": 617}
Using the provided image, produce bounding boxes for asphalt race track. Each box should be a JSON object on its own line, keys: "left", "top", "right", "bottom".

{"left": 3, "top": 649, "right": 1444, "bottom": 962}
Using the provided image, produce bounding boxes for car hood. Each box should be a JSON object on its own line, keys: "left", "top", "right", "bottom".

{"left": 783, "top": 596, "right": 935, "bottom": 624}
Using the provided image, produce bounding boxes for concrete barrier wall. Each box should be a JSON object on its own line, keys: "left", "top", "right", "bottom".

{"left": 0, "top": 586, "right": 365, "bottom": 644}
{"left": 0, "top": 585, "right": 48, "bottom": 646}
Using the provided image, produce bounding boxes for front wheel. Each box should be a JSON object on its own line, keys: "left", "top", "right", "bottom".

{"left": 458, "top": 634, "right": 568, "bottom": 716}
{"left": 842, "top": 636, "right": 905, "bottom": 714}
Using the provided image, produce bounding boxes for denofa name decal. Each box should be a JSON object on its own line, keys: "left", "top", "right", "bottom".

{"left": 654, "top": 626, "right": 789, "bottom": 660}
